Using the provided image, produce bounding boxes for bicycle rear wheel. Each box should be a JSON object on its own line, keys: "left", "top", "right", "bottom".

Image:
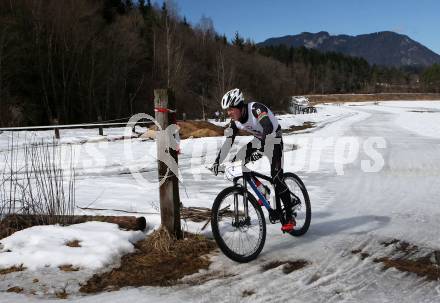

{"left": 283, "top": 172, "right": 311, "bottom": 236}
{"left": 211, "top": 186, "right": 266, "bottom": 263}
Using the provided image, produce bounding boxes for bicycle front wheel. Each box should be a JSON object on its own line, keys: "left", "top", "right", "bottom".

{"left": 211, "top": 186, "right": 266, "bottom": 263}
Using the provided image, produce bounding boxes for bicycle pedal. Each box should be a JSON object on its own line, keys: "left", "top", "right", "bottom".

{"left": 281, "top": 220, "right": 296, "bottom": 233}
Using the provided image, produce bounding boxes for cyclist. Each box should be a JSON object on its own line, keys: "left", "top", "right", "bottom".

{"left": 212, "top": 88, "right": 296, "bottom": 232}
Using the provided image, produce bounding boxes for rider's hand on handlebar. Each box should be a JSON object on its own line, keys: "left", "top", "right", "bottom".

{"left": 247, "top": 151, "right": 263, "bottom": 162}
{"left": 212, "top": 161, "right": 220, "bottom": 176}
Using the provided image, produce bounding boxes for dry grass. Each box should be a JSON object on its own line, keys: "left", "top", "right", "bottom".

{"left": 187, "top": 128, "right": 221, "bottom": 138}
{"left": 372, "top": 239, "right": 440, "bottom": 281}
{"left": 59, "top": 265, "right": 80, "bottom": 272}
{"left": 177, "top": 121, "right": 225, "bottom": 139}
{"left": 55, "top": 289, "right": 69, "bottom": 299}
{"left": 0, "top": 264, "right": 26, "bottom": 275}
{"left": 140, "top": 227, "right": 175, "bottom": 254}
{"left": 0, "top": 216, "right": 33, "bottom": 240}
{"left": 351, "top": 239, "right": 440, "bottom": 281}
{"left": 146, "top": 120, "right": 225, "bottom": 140}
{"left": 181, "top": 206, "right": 211, "bottom": 223}
{"left": 0, "top": 139, "right": 76, "bottom": 238}
{"left": 147, "top": 120, "right": 251, "bottom": 140}
{"left": 242, "top": 289, "right": 256, "bottom": 297}
{"left": 79, "top": 228, "right": 217, "bottom": 293}
{"left": 283, "top": 122, "right": 316, "bottom": 133}
{"left": 351, "top": 249, "right": 371, "bottom": 260}
{"left": 283, "top": 260, "right": 310, "bottom": 274}
{"left": 261, "top": 260, "right": 310, "bottom": 274}
{"left": 65, "top": 240, "right": 81, "bottom": 248}
{"left": 375, "top": 257, "right": 440, "bottom": 281}
{"left": 7, "top": 286, "right": 24, "bottom": 293}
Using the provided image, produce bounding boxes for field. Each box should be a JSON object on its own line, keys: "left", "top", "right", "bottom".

{"left": 1, "top": 101, "right": 440, "bottom": 302}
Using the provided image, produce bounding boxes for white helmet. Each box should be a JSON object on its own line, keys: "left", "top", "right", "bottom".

{"left": 221, "top": 88, "right": 244, "bottom": 109}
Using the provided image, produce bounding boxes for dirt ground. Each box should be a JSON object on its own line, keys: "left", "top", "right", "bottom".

{"left": 307, "top": 93, "right": 440, "bottom": 105}
{"left": 143, "top": 120, "right": 252, "bottom": 140}
{"left": 177, "top": 120, "right": 226, "bottom": 139}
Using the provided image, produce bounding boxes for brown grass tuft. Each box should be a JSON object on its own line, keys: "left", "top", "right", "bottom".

{"left": 0, "top": 264, "right": 26, "bottom": 275}
{"left": 283, "top": 122, "right": 315, "bottom": 133}
{"left": 59, "top": 265, "right": 80, "bottom": 272}
{"left": 374, "top": 239, "right": 440, "bottom": 281}
{"left": 262, "top": 260, "right": 309, "bottom": 274}
{"left": 261, "top": 260, "right": 285, "bottom": 271}
{"left": 65, "top": 240, "right": 81, "bottom": 247}
{"left": 139, "top": 228, "right": 174, "bottom": 254}
{"left": 79, "top": 228, "right": 217, "bottom": 293}
{"left": 242, "top": 289, "right": 255, "bottom": 297}
{"left": 55, "top": 289, "right": 69, "bottom": 299}
{"left": 282, "top": 260, "right": 310, "bottom": 274}
{"left": 7, "top": 286, "right": 23, "bottom": 293}
{"left": 351, "top": 249, "right": 371, "bottom": 260}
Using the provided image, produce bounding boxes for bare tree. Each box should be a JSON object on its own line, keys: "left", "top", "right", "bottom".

{"left": 215, "top": 47, "right": 235, "bottom": 100}
{"left": 0, "top": 25, "right": 9, "bottom": 123}
{"left": 164, "top": 5, "right": 185, "bottom": 90}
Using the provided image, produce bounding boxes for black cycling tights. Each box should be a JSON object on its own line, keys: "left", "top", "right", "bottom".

{"left": 235, "top": 138, "right": 293, "bottom": 219}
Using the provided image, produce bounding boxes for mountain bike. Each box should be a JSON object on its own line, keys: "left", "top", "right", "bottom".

{"left": 211, "top": 163, "right": 311, "bottom": 263}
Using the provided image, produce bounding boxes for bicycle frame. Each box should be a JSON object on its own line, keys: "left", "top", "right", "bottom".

{"left": 232, "top": 170, "right": 284, "bottom": 224}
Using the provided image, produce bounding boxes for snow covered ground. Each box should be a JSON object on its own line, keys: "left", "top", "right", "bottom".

{"left": 0, "top": 222, "right": 144, "bottom": 271}
{"left": 1, "top": 101, "right": 440, "bottom": 302}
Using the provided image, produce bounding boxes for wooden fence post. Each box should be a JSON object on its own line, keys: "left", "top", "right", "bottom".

{"left": 53, "top": 118, "right": 60, "bottom": 139}
{"left": 98, "top": 115, "right": 104, "bottom": 136}
{"left": 154, "top": 89, "right": 182, "bottom": 239}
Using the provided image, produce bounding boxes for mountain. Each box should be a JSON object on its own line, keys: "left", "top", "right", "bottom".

{"left": 258, "top": 31, "right": 440, "bottom": 67}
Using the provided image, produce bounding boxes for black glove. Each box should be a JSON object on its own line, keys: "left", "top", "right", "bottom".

{"left": 247, "top": 151, "right": 263, "bottom": 163}
{"left": 212, "top": 161, "right": 220, "bottom": 176}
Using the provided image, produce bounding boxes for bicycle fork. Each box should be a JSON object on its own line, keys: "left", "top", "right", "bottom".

{"left": 232, "top": 175, "right": 250, "bottom": 227}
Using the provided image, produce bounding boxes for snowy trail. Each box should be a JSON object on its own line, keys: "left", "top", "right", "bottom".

{"left": 172, "top": 105, "right": 440, "bottom": 302}
{"left": 2, "top": 103, "right": 440, "bottom": 302}
{"left": 181, "top": 105, "right": 440, "bottom": 303}
{"left": 258, "top": 106, "right": 440, "bottom": 302}
{"left": 327, "top": 107, "right": 440, "bottom": 244}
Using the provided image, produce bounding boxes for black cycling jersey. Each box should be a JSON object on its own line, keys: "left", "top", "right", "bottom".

{"left": 226, "top": 102, "right": 281, "bottom": 144}
{"left": 233, "top": 102, "right": 280, "bottom": 139}
{"left": 217, "top": 101, "right": 281, "bottom": 164}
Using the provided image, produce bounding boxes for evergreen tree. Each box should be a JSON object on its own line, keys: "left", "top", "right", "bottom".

{"left": 139, "top": 0, "right": 146, "bottom": 16}
{"left": 421, "top": 64, "right": 440, "bottom": 92}
{"left": 182, "top": 16, "right": 189, "bottom": 27}
{"left": 232, "top": 31, "right": 244, "bottom": 50}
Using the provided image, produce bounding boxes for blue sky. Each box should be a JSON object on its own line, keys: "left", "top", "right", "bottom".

{"left": 159, "top": 0, "right": 440, "bottom": 54}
